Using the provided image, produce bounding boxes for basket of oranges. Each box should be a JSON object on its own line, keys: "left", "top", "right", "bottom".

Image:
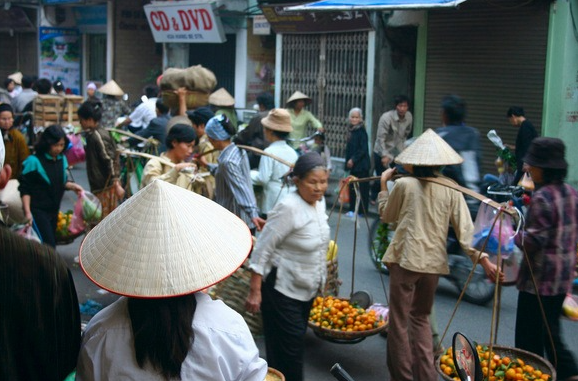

{"left": 436, "top": 344, "right": 556, "bottom": 381}
{"left": 55, "top": 210, "right": 85, "bottom": 245}
{"left": 308, "top": 296, "right": 387, "bottom": 343}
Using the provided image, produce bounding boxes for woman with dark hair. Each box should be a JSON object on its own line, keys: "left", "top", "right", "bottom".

{"left": 18, "top": 125, "right": 83, "bottom": 246}
{"left": 378, "top": 129, "right": 499, "bottom": 381}
{"left": 246, "top": 151, "right": 330, "bottom": 381}
{"left": 76, "top": 180, "right": 268, "bottom": 380}
{"left": 141, "top": 123, "right": 197, "bottom": 189}
{"left": 78, "top": 100, "right": 124, "bottom": 219}
{"left": 250, "top": 108, "right": 297, "bottom": 216}
{"left": 202, "top": 114, "right": 265, "bottom": 233}
{"left": 514, "top": 137, "right": 578, "bottom": 381}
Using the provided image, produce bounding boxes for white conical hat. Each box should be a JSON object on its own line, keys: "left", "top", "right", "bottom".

{"left": 285, "top": 91, "right": 312, "bottom": 105}
{"left": 98, "top": 80, "right": 124, "bottom": 96}
{"left": 208, "top": 88, "right": 235, "bottom": 107}
{"left": 394, "top": 128, "right": 464, "bottom": 166}
{"left": 79, "top": 180, "right": 252, "bottom": 298}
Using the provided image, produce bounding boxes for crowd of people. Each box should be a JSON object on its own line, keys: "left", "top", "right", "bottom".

{"left": 1, "top": 70, "right": 577, "bottom": 381}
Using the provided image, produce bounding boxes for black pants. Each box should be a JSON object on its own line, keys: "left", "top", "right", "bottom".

{"left": 348, "top": 170, "right": 369, "bottom": 214}
{"left": 371, "top": 152, "right": 386, "bottom": 200}
{"left": 32, "top": 208, "right": 57, "bottom": 248}
{"left": 261, "top": 268, "right": 314, "bottom": 381}
{"left": 515, "top": 291, "right": 578, "bottom": 379}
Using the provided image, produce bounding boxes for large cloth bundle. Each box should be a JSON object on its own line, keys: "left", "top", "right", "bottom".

{"left": 160, "top": 65, "right": 217, "bottom": 109}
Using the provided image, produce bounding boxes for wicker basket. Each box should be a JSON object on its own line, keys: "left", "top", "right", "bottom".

{"left": 162, "top": 90, "right": 209, "bottom": 109}
{"left": 436, "top": 344, "right": 556, "bottom": 381}
{"left": 56, "top": 230, "right": 85, "bottom": 245}
{"left": 210, "top": 263, "right": 263, "bottom": 337}
{"left": 308, "top": 320, "right": 386, "bottom": 342}
{"left": 265, "top": 367, "right": 285, "bottom": 381}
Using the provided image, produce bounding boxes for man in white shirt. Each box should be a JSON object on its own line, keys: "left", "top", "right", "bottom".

{"left": 118, "top": 85, "right": 159, "bottom": 133}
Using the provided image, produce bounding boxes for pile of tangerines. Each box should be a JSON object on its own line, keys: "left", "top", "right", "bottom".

{"left": 308, "top": 296, "right": 386, "bottom": 332}
{"left": 439, "top": 345, "right": 552, "bottom": 381}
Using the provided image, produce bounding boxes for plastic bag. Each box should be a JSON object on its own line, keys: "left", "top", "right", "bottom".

{"left": 70, "top": 191, "right": 102, "bottom": 232}
{"left": 337, "top": 177, "right": 350, "bottom": 204}
{"left": 12, "top": 224, "right": 42, "bottom": 243}
{"left": 64, "top": 133, "right": 85, "bottom": 166}
{"left": 69, "top": 195, "right": 86, "bottom": 235}
{"left": 471, "top": 202, "right": 516, "bottom": 259}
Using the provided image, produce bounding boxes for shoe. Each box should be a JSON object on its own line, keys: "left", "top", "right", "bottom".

{"left": 345, "top": 211, "right": 355, "bottom": 218}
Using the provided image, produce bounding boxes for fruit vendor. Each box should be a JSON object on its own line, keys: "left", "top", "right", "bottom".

{"left": 514, "top": 137, "right": 578, "bottom": 381}
{"left": 19, "top": 125, "right": 83, "bottom": 247}
{"left": 246, "top": 152, "right": 330, "bottom": 381}
{"left": 378, "top": 129, "right": 501, "bottom": 381}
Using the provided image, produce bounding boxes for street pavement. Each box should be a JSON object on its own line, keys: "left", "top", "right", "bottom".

{"left": 56, "top": 163, "right": 578, "bottom": 381}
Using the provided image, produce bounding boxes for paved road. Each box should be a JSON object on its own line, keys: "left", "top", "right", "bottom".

{"left": 56, "top": 163, "right": 578, "bottom": 381}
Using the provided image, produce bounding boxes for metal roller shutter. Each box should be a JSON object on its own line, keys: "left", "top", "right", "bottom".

{"left": 424, "top": 0, "right": 550, "bottom": 176}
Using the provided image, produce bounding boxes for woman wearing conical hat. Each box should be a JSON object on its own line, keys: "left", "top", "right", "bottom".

{"left": 76, "top": 181, "right": 268, "bottom": 380}
{"left": 209, "top": 87, "right": 238, "bottom": 128}
{"left": 378, "top": 129, "right": 502, "bottom": 381}
{"left": 285, "top": 91, "right": 323, "bottom": 149}
{"left": 97, "top": 80, "right": 131, "bottom": 129}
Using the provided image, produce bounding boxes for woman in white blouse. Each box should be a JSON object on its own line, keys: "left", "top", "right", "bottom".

{"left": 251, "top": 109, "right": 298, "bottom": 216}
{"left": 246, "top": 151, "right": 330, "bottom": 381}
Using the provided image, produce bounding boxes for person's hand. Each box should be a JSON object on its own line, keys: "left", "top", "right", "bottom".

{"left": 381, "top": 156, "right": 392, "bottom": 167}
{"left": 346, "top": 159, "right": 353, "bottom": 169}
{"left": 252, "top": 216, "right": 266, "bottom": 232}
{"left": 67, "top": 182, "right": 84, "bottom": 195}
{"left": 479, "top": 257, "right": 504, "bottom": 283}
{"left": 176, "top": 87, "right": 187, "bottom": 99}
{"left": 318, "top": 127, "right": 325, "bottom": 133}
{"left": 174, "top": 162, "right": 196, "bottom": 172}
{"left": 114, "top": 181, "right": 125, "bottom": 199}
{"left": 196, "top": 155, "right": 208, "bottom": 168}
{"left": 245, "top": 289, "right": 262, "bottom": 314}
{"left": 381, "top": 167, "right": 396, "bottom": 185}
{"left": 24, "top": 211, "right": 33, "bottom": 226}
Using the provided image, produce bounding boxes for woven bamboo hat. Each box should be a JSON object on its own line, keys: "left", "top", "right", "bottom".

{"left": 262, "top": 108, "right": 293, "bottom": 132}
{"left": 209, "top": 88, "right": 235, "bottom": 107}
{"left": 394, "top": 128, "right": 463, "bottom": 166}
{"left": 98, "top": 80, "right": 124, "bottom": 96}
{"left": 8, "top": 72, "right": 23, "bottom": 85}
{"left": 79, "top": 180, "right": 253, "bottom": 298}
{"left": 285, "top": 91, "right": 311, "bottom": 105}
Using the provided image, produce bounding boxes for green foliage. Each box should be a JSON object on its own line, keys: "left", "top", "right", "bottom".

{"left": 496, "top": 147, "right": 516, "bottom": 169}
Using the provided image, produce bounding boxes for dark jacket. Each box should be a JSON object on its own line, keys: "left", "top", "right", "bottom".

{"left": 128, "top": 113, "right": 170, "bottom": 154}
{"left": 233, "top": 110, "right": 270, "bottom": 169}
{"left": 513, "top": 120, "right": 538, "bottom": 185}
{"left": 85, "top": 126, "right": 119, "bottom": 192}
{"left": 19, "top": 152, "right": 68, "bottom": 214}
{"left": 345, "top": 123, "right": 370, "bottom": 175}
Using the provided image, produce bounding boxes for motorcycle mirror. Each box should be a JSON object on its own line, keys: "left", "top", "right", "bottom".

{"left": 452, "top": 332, "right": 483, "bottom": 381}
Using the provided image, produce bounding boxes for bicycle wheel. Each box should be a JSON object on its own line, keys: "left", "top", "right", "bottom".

{"left": 368, "top": 219, "right": 389, "bottom": 274}
{"left": 449, "top": 255, "right": 495, "bottom": 305}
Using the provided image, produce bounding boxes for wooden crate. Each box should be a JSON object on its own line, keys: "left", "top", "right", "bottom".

{"left": 62, "top": 95, "right": 83, "bottom": 127}
{"left": 33, "top": 95, "right": 64, "bottom": 127}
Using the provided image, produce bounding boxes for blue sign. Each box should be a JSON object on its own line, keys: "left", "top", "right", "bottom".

{"left": 73, "top": 5, "right": 107, "bottom": 34}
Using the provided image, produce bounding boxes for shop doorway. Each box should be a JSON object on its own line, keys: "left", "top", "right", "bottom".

{"left": 86, "top": 34, "right": 106, "bottom": 84}
{"left": 189, "top": 34, "right": 236, "bottom": 96}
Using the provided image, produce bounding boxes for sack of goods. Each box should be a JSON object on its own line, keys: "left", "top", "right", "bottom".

{"left": 160, "top": 65, "right": 217, "bottom": 109}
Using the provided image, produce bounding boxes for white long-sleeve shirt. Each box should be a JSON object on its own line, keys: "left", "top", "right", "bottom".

{"left": 251, "top": 140, "right": 298, "bottom": 214}
{"left": 76, "top": 293, "right": 267, "bottom": 381}
{"left": 249, "top": 190, "right": 330, "bottom": 302}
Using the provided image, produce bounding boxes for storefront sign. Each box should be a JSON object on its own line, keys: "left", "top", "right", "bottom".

{"left": 73, "top": 5, "right": 107, "bottom": 34}
{"left": 261, "top": 3, "right": 373, "bottom": 34}
{"left": 253, "top": 15, "right": 271, "bottom": 35}
{"left": 38, "top": 27, "right": 81, "bottom": 95}
{"left": 144, "top": 1, "right": 226, "bottom": 43}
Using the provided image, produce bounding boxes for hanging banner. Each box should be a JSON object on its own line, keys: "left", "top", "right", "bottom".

{"left": 39, "top": 27, "right": 81, "bottom": 95}
{"left": 144, "top": 1, "right": 226, "bottom": 43}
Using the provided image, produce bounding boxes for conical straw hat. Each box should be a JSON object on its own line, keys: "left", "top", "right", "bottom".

{"left": 8, "top": 72, "right": 23, "bottom": 85}
{"left": 394, "top": 128, "right": 463, "bottom": 166}
{"left": 262, "top": 108, "right": 293, "bottom": 132}
{"left": 98, "top": 80, "right": 125, "bottom": 96}
{"left": 208, "top": 88, "right": 235, "bottom": 107}
{"left": 285, "top": 91, "right": 312, "bottom": 105}
{"left": 79, "top": 180, "right": 252, "bottom": 298}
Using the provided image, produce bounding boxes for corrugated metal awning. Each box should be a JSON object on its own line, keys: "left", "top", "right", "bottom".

{"left": 285, "top": 0, "right": 468, "bottom": 11}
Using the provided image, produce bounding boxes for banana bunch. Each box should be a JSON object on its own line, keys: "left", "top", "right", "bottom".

{"left": 326, "top": 240, "right": 338, "bottom": 261}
